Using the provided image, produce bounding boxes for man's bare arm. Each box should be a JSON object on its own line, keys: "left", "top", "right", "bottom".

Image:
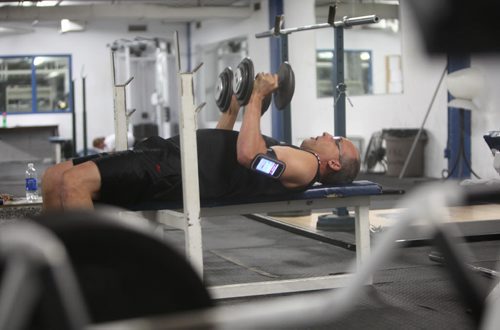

{"left": 216, "top": 95, "right": 240, "bottom": 130}
{"left": 236, "top": 73, "right": 278, "bottom": 167}
{"left": 236, "top": 73, "right": 318, "bottom": 189}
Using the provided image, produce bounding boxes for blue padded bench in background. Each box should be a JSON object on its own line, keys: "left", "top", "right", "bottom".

{"left": 122, "top": 180, "right": 383, "bottom": 299}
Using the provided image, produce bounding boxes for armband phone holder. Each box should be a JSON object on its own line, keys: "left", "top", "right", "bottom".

{"left": 250, "top": 154, "right": 286, "bottom": 179}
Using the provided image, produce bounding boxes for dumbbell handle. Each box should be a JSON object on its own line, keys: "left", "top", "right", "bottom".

{"left": 429, "top": 252, "right": 500, "bottom": 279}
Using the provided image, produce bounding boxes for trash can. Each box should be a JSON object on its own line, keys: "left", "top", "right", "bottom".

{"left": 383, "top": 129, "right": 428, "bottom": 177}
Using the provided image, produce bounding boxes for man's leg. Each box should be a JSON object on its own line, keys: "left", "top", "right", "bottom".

{"left": 61, "top": 161, "right": 102, "bottom": 210}
{"left": 41, "top": 160, "right": 74, "bottom": 211}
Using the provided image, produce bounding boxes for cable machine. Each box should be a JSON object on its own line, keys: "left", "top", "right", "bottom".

{"left": 109, "top": 37, "right": 179, "bottom": 144}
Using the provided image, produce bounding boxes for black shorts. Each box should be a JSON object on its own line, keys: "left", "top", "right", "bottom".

{"left": 72, "top": 148, "right": 182, "bottom": 207}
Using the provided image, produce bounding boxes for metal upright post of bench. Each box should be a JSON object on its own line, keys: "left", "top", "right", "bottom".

{"left": 174, "top": 31, "right": 206, "bottom": 277}
{"left": 110, "top": 51, "right": 134, "bottom": 152}
{"left": 117, "top": 32, "right": 206, "bottom": 277}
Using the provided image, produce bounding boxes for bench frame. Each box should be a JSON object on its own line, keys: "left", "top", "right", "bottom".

{"left": 132, "top": 195, "right": 371, "bottom": 299}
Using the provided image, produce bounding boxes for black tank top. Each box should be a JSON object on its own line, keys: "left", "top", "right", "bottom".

{"left": 136, "top": 129, "right": 320, "bottom": 201}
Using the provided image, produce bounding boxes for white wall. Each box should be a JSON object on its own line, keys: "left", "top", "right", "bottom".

{"left": 0, "top": 20, "right": 186, "bottom": 151}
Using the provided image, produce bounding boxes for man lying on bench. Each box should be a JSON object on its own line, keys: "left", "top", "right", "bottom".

{"left": 41, "top": 72, "right": 360, "bottom": 211}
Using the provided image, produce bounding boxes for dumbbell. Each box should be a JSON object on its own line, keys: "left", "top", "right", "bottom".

{"left": 215, "top": 57, "right": 295, "bottom": 114}
{"left": 215, "top": 65, "right": 271, "bottom": 116}
{"left": 232, "top": 58, "right": 272, "bottom": 116}
{"left": 234, "top": 57, "right": 295, "bottom": 111}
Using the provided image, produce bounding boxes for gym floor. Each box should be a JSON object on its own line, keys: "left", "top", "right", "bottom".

{"left": 1, "top": 163, "right": 499, "bottom": 328}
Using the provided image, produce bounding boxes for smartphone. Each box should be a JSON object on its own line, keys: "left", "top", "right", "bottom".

{"left": 250, "top": 154, "right": 286, "bottom": 179}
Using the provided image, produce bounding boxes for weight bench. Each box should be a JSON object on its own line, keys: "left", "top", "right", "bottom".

{"left": 124, "top": 180, "right": 382, "bottom": 299}
{"left": 114, "top": 55, "right": 382, "bottom": 299}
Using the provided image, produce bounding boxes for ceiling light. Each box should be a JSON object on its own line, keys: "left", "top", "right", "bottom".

{"left": 60, "top": 19, "right": 85, "bottom": 33}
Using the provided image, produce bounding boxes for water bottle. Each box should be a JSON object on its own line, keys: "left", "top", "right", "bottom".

{"left": 25, "top": 163, "right": 38, "bottom": 202}
{"left": 1, "top": 112, "right": 6, "bottom": 128}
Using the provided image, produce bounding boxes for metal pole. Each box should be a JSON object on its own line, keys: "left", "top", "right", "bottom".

{"left": 333, "top": 27, "right": 345, "bottom": 137}
{"left": 255, "top": 15, "right": 379, "bottom": 38}
{"left": 447, "top": 54, "right": 471, "bottom": 179}
{"left": 331, "top": 26, "right": 350, "bottom": 222}
{"left": 82, "top": 76, "right": 87, "bottom": 156}
{"left": 280, "top": 34, "right": 292, "bottom": 144}
{"left": 268, "top": 0, "right": 286, "bottom": 142}
{"left": 70, "top": 80, "right": 77, "bottom": 157}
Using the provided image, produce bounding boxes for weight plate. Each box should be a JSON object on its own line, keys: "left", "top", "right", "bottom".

{"left": 274, "top": 62, "right": 295, "bottom": 110}
{"left": 234, "top": 67, "right": 244, "bottom": 94}
{"left": 233, "top": 57, "right": 254, "bottom": 106}
{"left": 215, "top": 67, "right": 233, "bottom": 112}
{"left": 261, "top": 93, "right": 272, "bottom": 116}
{"left": 215, "top": 79, "right": 224, "bottom": 100}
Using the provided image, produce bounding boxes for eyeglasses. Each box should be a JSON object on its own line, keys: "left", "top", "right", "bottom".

{"left": 333, "top": 136, "right": 343, "bottom": 164}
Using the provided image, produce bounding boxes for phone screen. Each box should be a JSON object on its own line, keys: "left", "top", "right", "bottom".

{"left": 255, "top": 157, "right": 281, "bottom": 176}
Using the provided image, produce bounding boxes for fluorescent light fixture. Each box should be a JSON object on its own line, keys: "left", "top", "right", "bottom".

{"left": 318, "top": 51, "right": 333, "bottom": 60}
{"left": 47, "top": 71, "right": 61, "bottom": 79}
{"left": 36, "top": 1, "right": 61, "bottom": 7}
{"left": 360, "top": 52, "right": 371, "bottom": 61}
{"left": 33, "top": 57, "right": 45, "bottom": 66}
{"left": 60, "top": 19, "right": 85, "bottom": 34}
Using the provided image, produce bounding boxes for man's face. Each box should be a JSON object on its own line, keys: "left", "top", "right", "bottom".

{"left": 300, "top": 132, "right": 357, "bottom": 164}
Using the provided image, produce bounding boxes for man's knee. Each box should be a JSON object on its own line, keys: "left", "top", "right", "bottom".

{"left": 61, "top": 168, "right": 84, "bottom": 198}
{"left": 61, "top": 162, "right": 100, "bottom": 200}
{"left": 42, "top": 161, "right": 71, "bottom": 193}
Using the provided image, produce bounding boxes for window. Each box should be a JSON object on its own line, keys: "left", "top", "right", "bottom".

{"left": 0, "top": 55, "right": 72, "bottom": 114}
{"left": 316, "top": 49, "right": 373, "bottom": 98}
